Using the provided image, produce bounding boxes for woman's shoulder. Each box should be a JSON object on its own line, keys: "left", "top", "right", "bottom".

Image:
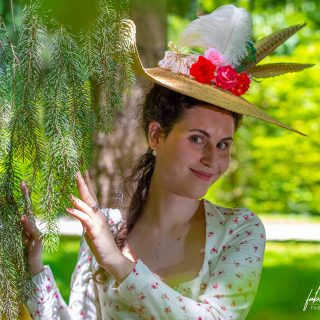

{"left": 204, "top": 199, "right": 258, "bottom": 217}
{"left": 204, "top": 199, "right": 265, "bottom": 234}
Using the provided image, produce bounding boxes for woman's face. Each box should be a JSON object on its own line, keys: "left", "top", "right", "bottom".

{"left": 151, "top": 104, "right": 235, "bottom": 199}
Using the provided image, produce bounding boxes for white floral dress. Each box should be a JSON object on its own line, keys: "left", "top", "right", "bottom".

{"left": 26, "top": 200, "right": 266, "bottom": 319}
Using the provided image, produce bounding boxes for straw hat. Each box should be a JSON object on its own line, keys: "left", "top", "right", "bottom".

{"left": 123, "top": 5, "right": 313, "bottom": 135}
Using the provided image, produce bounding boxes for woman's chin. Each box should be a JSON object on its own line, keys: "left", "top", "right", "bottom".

{"left": 185, "top": 186, "right": 211, "bottom": 200}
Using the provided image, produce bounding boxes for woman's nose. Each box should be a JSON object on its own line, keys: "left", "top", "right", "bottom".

{"left": 200, "top": 147, "right": 218, "bottom": 168}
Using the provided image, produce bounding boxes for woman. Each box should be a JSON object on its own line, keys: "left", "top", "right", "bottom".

{"left": 22, "top": 4, "right": 309, "bottom": 319}
{"left": 23, "top": 84, "right": 265, "bottom": 320}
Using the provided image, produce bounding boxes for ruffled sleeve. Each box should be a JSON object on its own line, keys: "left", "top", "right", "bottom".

{"left": 112, "top": 208, "right": 266, "bottom": 319}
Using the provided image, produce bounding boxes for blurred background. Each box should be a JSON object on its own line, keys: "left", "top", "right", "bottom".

{"left": 1, "top": 0, "right": 319, "bottom": 319}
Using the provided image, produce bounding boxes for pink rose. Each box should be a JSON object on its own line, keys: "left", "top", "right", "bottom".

{"left": 204, "top": 48, "right": 225, "bottom": 67}
{"left": 215, "top": 66, "right": 238, "bottom": 90}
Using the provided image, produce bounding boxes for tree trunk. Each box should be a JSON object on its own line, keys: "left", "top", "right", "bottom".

{"left": 90, "top": 1, "right": 167, "bottom": 209}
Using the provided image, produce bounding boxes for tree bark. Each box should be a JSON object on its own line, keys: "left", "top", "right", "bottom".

{"left": 90, "top": 1, "right": 167, "bottom": 209}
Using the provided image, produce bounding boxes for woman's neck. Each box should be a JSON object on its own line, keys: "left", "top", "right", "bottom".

{"left": 137, "top": 177, "right": 204, "bottom": 233}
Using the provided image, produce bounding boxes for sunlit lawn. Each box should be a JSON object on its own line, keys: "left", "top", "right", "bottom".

{"left": 42, "top": 236, "right": 81, "bottom": 300}
{"left": 43, "top": 239, "right": 320, "bottom": 319}
{"left": 247, "top": 241, "right": 320, "bottom": 320}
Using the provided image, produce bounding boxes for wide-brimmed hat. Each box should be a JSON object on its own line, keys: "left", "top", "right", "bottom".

{"left": 123, "top": 5, "right": 313, "bottom": 135}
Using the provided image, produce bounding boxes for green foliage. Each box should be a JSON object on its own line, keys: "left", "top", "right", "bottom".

{"left": 199, "top": 0, "right": 320, "bottom": 28}
{"left": 0, "top": 0, "right": 133, "bottom": 318}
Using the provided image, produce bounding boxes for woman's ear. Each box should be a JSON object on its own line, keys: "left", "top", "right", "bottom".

{"left": 148, "top": 122, "right": 163, "bottom": 151}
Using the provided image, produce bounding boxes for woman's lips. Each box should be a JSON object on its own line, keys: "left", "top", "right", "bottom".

{"left": 190, "top": 168, "right": 214, "bottom": 182}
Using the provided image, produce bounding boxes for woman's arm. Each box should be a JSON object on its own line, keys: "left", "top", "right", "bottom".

{"left": 26, "top": 235, "right": 102, "bottom": 320}
{"left": 25, "top": 204, "right": 125, "bottom": 319}
{"left": 66, "top": 172, "right": 137, "bottom": 284}
{"left": 20, "top": 176, "right": 102, "bottom": 320}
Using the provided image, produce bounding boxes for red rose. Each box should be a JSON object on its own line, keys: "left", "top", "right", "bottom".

{"left": 231, "top": 72, "right": 251, "bottom": 96}
{"left": 215, "top": 65, "right": 238, "bottom": 90}
{"left": 189, "top": 56, "right": 216, "bottom": 84}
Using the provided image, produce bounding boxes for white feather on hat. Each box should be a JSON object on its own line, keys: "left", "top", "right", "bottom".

{"left": 179, "top": 5, "right": 252, "bottom": 67}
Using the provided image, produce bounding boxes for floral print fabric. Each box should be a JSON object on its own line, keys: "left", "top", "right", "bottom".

{"left": 26, "top": 200, "right": 266, "bottom": 319}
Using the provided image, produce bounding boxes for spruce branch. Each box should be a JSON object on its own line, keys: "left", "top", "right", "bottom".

{"left": 10, "top": 1, "right": 45, "bottom": 177}
{"left": 84, "top": 0, "right": 133, "bottom": 132}
{"left": 39, "top": 26, "right": 83, "bottom": 249}
{"left": 0, "top": 0, "right": 133, "bottom": 317}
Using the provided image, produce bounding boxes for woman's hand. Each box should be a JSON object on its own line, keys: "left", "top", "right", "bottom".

{"left": 20, "top": 182, "right": 44, "bottom": 276}
{"left": 67, "top": 172, "right": 134, "bottom": 281}
{"left": 21, "top": 215, "right": 44, "bottom": 275}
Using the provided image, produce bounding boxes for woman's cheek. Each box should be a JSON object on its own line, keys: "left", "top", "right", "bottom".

{"left": 218, "top": 154, "right": 231, "bottom": 175}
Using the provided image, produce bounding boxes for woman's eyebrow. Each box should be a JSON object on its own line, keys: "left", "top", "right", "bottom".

{"left": 220, "top": 137, "right": 234, "bottom": 142}
{"left": 188, "top": 129, "right": 233, "bottom": 142}
{"left": 188, "top": 129, "right": 210, "bottom": 137}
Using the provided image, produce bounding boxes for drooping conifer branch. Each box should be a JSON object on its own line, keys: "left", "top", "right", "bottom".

{"left": 84, "top": 0, "right": 133, "bottom": 132}
{"left": 40, "top": 26, "right": 85, "bottom": 250}
{"left": 0, "top": 0, "right": 133, "bottom": 317}
{"left": 0, "top": 3, "right": 43, "bottom": 318}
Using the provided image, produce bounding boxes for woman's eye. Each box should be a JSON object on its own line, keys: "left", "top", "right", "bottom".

{"left": 217, "top": 142, "right": 228, "bottom": 150}
{"left": 189, "top": 135, "right": 205, "bottom": 145}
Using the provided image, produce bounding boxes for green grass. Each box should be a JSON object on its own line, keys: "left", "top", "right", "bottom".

{"left": 247, "top": 241, "right": 320, "bottom": 320}
{"left": 259, "top": 214, "right": 320, "bottom": 224}
{"left": 42, "top": 236, "right": 81, "bottom": 302}
{"left": 43, "top": 239, "right": 320, "bottom": 319}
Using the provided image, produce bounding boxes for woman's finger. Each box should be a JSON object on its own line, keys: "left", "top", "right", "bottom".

{"left": 22, "top": 228, "right": 31, "bottom": 239}
{"left": 76, "top": 172, "right": 97, "bottom": 207}
{"left": 20, "top": 181, "right": 33, "bottom": 217}
{"left": 84, "top": 171, "right": 98, "bottom": 203}
{"left": 66, "top": 208, "right": 92, "bottom": 227}
{"left": 21, "top": 215, "right": 41, "bottom": 240}
{"left": 69, "top": 194, "right": 96, "bottom": 217}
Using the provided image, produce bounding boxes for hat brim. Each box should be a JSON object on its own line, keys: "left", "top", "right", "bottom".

{"left": 144, "top": 67, "right": 305, "bottom": 135}
{"left": 125, "top": 19, "right": 305, "bottom": 136}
